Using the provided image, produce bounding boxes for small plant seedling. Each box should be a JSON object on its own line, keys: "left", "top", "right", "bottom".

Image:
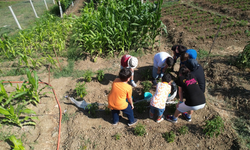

{"left": 114, "top": 133, "right": 121, "bottom": 140}
{"left": 75, "top": 82, "right": 87, "bottom": 98}
{"left": 96, "top": 70, "right": 104, "bottom": 82}
{"left": 141, "top": 81, "right": 152, "bottom": 92}
{"left": 62, "top": 112, "right": 70, "bottom": 123}
{"left": 83, "top": 70, "right": 94, "bottom": 82}
{"left": 86, "top": 102, "right": 99, "bottom": 117}
{"left": 162, "top": 131, "right": 176, "bottom": 143}
{"left": 134, "top": 123, "right": 147, "bottom": 136}
{"left": 178, "top": 126, "right": 188, "bottom": 135}
{"left": 203, "top": 115, "right": 224, "bottom": 138}
{"left": 62, "top": 112, "right": 76, "bottom": 123}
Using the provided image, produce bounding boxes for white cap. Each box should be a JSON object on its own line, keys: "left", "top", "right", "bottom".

{"left": 128, "top": 57, "right": 138, "bottom": 69}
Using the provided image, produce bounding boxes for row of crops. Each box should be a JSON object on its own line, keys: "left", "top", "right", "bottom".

{"left": 205, "top": 0, "right": 250, "bottom": 11}
{"left": 0, "top": 0, "right": 165, "bottom": 148}
{"left": 164, "top": 4, "right": 250, "bottom": 40}
{"left": 0, "top": 0, "right": 165, "bottom": 74}
{"left": 0, "top": 0, "right": 165, "bottom": 125}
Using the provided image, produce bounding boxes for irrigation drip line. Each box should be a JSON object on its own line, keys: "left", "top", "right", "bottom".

{"left": 2, "top": 80, "right": 62, "bottom": 150}
{"left": 205, "top": 20, "right": 223, "bottom": 63}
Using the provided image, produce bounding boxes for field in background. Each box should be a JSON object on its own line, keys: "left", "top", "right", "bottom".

{"left": 0, "top": 0, "right": 54, "bottom": 35}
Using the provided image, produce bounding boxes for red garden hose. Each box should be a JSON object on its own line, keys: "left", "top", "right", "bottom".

{"left": 2, "top": 81, "right": 62, "bottom": 150}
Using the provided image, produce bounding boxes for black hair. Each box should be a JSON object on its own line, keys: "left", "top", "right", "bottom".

{"left": 179, "top": 66, "right": 193, "bottom": 80}
{"left": 171, "top": 45, "right": 187, "bottom": 54}
{"left": 119, "top": 68, "right": 132, "bottom": 82}
{"left": 162, "top": 73, "right": 172, "bottom": 83}
{"left": 178, "top": 45, "right": 187, "bottom": 54}
{"left": 166, "top": 57, "right": 174, "bottom": 67}
{"left": 180, "top": 52, "right": 189, "bottom": 62}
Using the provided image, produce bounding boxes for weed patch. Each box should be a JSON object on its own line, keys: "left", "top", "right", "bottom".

{"left": 232, "top": 117, "right": 250, "bottom": 149}
{"left": 178, "top": 126, "right": 188, "bottom": 135}
{"left": 134, "top": 123, "right": 147, "bottom": 136}
{"left": 203, "top": 115, "right": 224, "bottom": 138}
{"left": 141, "top": 81, "right": 152, "bottom": 92}
{"left": 113, "top": 133, "right": 121, "bottom": 140}
{"left": 162, "top": 131, "right": 176, "bottom": 143}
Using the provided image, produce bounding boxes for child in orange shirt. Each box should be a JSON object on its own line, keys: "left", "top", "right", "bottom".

{"left": 149, "top": 73, "right": 172, "bottom": 123}
{"left": 108, "top": 68, "right": 138, "bottom": 126}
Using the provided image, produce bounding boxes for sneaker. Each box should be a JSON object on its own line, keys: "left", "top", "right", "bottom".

{"left": 156, "top": 115, "right": 164, "bottom": 123}
{"left": 131, "top": 80, "right": 137, "bottom": 87}
{"left": 113, "top": 122, "right": 118, "bottom": 125}
{"left": 166, "top": 115, "right": 177, "bottom": 123}
{"left": 128, "top": 118, "right": 138, "bottom": 126}
{"left": 182, "top": 112, "right": 192, "bottom": 122}
{"left": 152, "top": 80, "right": 157, "bottom": 85}
{"left": 149, "top": 111, "right": 154, "bottom": 119}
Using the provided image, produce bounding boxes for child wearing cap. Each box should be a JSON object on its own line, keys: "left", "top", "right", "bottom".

{"left": 149, "top": 73, "right": 172, "bottom": 123}
{"left": 152, "top": 52, "right": 174, "bottom": 85}
{"left": 120, "top": 54, "right": 138, "bottom": 87}
{"left": 108, "top": 68, "right": 138, "bottom": 126}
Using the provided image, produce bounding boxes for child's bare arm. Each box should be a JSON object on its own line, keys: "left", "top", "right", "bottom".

{"left": 178, "top": 86, "right": 183, "bottom": 102}
{"left": 127, "top": 97, "right": 134, "bottom": 109}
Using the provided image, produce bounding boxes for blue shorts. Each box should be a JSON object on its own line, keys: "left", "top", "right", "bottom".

{"left": 150, "top": 105, "right": 165, "bottom": 116}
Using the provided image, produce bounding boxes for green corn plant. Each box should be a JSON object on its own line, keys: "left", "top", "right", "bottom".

{"left": 0, "top": 81, "right": 16, "bottom": 107}
{"left": 5, "top": 69, "right": 47, "bottom": 106}
{"left": 72, "top": 0, "right": 164, "bottom": 56}
{"left": 0, "top": 104, "right": 38, "bottom": 127}
{"left": 8, "top": 135, "right": 25, "bottom": 150}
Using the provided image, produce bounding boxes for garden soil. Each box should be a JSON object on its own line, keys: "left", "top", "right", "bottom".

{"left": 0, "top": 0, "right": 249, "bottom": 150}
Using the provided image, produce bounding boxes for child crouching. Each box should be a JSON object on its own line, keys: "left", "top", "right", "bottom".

{"left": 149, "top": 73, "right": 172, "bottom": 123}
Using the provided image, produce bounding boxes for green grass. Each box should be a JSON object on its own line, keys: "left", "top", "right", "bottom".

{"left": 232, "top": 117, "right": 250, "bottom": 149}
{"left": 0, "top": 0, "right": 55, "bottom": 36}
{"left": 0, "top": 1, "right": 19, "bottom": 8}
{"left": 53, "top": 60, "right": 74, "bottom": 78}
{"left": 197, "top": 49, "right": 209, "bottom": 59}
{"left": 0, "top": 68, "right": 27, "bottom": 77}
{"left": 162, "top": 1, "right": 179, "bottom": 8}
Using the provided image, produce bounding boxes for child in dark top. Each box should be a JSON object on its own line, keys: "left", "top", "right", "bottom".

{"left": 171, "top": 45, "right": 187, "bottom": 64}
{"left": 185, "top": 59, "right": 205, "bottom": 93}
{"left": 166, "top": 66, "right": 206, "bottom": 123}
